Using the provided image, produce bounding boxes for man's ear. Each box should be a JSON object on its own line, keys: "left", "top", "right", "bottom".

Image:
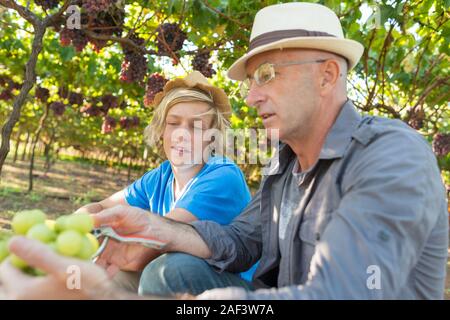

{"left": 319, "top": 59, "right": 341, "bottom": 94}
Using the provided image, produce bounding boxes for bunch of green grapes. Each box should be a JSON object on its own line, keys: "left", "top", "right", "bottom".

{"left": 0, "top": 210, "right": 99, "bottom": 276}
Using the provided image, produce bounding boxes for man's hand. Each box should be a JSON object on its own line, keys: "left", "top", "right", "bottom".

{"left": 92, "top": 204, "right": 212, "bottom": 275}
{"left": 0, "top": 237, "right": 117, "bottom": 300}
{"left": 93, "top": 205, "right": 153, "bottom": 235}
{"left": 94, "top": 239, "right": 160, "bottom": 276}
{"left": 92, "top": 205, "right": 164, "bottom": 275}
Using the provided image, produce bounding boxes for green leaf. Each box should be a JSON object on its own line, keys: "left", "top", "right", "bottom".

{"left": 59, "top": 47, "right": 76, "bottom": 62}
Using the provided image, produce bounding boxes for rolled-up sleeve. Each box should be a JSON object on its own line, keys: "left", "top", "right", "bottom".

{"left": 232, "top": 129, "right": 448, "bottom": 300}
{"left": 191, "top": 187, "right": 263, "bottom": 273}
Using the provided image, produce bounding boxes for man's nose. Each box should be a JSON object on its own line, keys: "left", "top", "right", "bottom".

{"left": 245, "top": 81, "right": 266, "bottom": 108}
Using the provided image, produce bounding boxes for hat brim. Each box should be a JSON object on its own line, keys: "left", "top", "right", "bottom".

{"left": 227, "top": 37, "right": 364, "bottom": 81}
{"left": 152, "top": 73, "right": 231, "bottom": 118}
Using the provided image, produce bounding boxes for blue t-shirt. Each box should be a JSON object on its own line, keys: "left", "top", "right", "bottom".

{"left": 124, "top": 156, "right": 256, "bottom": 281}
{"left": 124, "top": 156, "right": 251, "bottom": 225}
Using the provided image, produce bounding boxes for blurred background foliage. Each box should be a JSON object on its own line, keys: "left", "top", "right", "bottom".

{"left": 0, "top": 0, "right": 448, "bottom": 192}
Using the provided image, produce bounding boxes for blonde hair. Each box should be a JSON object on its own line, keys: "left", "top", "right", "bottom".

{"left": 144, "top": 87, "right": 230, "bottom": 153}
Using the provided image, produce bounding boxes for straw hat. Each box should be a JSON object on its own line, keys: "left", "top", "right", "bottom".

{"left": 152, "top": 71, "right": 231, "bottom": 117}
{"left": 227, "top": 2, "right": 365, "bottom": 80}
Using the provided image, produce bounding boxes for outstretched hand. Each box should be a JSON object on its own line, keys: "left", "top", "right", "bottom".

{"left": 0, "top": 236, "right": 115, "bottom": 299}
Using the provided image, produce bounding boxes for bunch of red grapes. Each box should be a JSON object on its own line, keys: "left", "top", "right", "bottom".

{"left": 432, "top": 133, "right": 450, "bottom": 157}
{"left": 100, "top": 94, "right": 119, "bottom": 111}
{"left": 68, "top": 92, "right": 84, "bottom": 106}
{"left": 144, "top": 73, "right": 168, "bottom": 107}
{"left": 408, "top": 109, "right": 425, "bottom": 130}
{"left": 119, "top": 116, "right": 140, "bottom": 130}
{"left": 101, "top": 115, "right": 140, "bottom": 134}
{"left": 0, "top": 75, "right": 21, "bottom": 101}
{"left": 80, "top": 101, "right": 102, "bottom": 117}
{"left": 57, "top": 3, "right": 124, "bottom": 53}
{"left": 35, "top": 87, "right": 50, "bottom": 103}
{"left": 34, "top": 0, "right": 60, "bottom": 10}
{"left": 155, "top": 23, "right": 187, "bottom": 57}
{"left": 59, "top": 28, "right": 89, "bottom": 52}
{"left": 192, "top": 51, "right": 216, "bottom": 78}
{"left": 88, "top": 8, "right": 124, "bottom": 52}
{"left": 119, "top": 34, "right": 147, "bottom": 84}
{"left": 82, "top": 0, "right": 115, "bottom": 16}
{"left": 49, "top": 102, "right": 66, "bottom": 116}
{"left": 101, "top": 115, "right": 117, "bottom": 134}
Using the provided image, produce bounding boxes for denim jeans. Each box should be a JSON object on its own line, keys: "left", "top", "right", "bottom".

{"left": 112, "top": 270, "right": 141, "bottom": 293}
{"left": 138, "top": 253, "right": 254, "bottom": 297}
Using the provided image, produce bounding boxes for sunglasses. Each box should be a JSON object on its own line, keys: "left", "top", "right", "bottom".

{"left": 239, "top": 59, "right": 327, "bottom": 99}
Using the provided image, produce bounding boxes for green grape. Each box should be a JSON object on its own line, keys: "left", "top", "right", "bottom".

{"left": 12, "top": 209, "right": 47, "bottom": 235}
{"left": 45, "top": 219, "right": 56, "bottom": 232}
{"left": 10, "top": 254, "right": 28, "bottom": 269}
{"left": 78, "top": 234, "right": 97, "bottom": 260}
{"left": 65, "top": 213, "right": 94, "bottom": 234}
{"left": 56, "top": 230, "right": 82, "bottom": 256}
{"left": 26, "top": 223, "right": 56, "bottom": 243}
{"left": 54, "top": 215, "right": 68, "bottom": 232}
{"left": 0, "top": 240, "right": 9, "bottom": 263}
{"left": 85, "top": 233, "right": 99, "bottom": 253}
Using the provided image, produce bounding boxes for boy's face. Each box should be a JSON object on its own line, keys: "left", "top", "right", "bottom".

{"left": 163, "top": 101, "right": 214, "bottom": 167}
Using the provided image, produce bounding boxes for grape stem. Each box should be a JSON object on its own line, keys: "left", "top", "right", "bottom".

{"left": 85, "top": 30, "right": 156, "bottom": 55}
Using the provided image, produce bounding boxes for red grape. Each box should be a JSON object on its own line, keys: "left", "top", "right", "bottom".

{"left": 432, "top": 133, "right": 450, "bottom": 157}
{"left": 156, "top": 23, "right": 187, "bottom": 57}
{"left": 192, "top": 51, "right": 216, "bottom": 78}
{"left": 144, "top": 73, "right": 167, "bottom": 106}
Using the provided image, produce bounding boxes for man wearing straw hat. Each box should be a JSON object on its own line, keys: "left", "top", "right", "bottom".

{"left": 1, "top": 2, "right": 447, "bottom": 300}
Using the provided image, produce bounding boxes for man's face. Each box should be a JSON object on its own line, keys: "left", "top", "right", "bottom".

{"left": 244, "top": 49, "right": 321, "bottom": 143}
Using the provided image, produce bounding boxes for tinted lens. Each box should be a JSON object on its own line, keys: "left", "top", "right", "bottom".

{"left": 239, "top": 79, "right": 250, "bottom": 98}
{"left": 255, "top": 63, "right": 275, "bottom": 85}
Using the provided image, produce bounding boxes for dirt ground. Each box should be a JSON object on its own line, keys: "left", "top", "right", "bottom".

{"left": 0, "top": 157, "right": 144, "bottom": 218}
{"left": 0, "top": 157, "right": 449, "bottom": 299}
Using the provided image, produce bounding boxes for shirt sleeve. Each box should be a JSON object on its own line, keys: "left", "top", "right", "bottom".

{"left": 191, "top": 185, "right": 264, "bottom": 273}
{"left": 124, "top": 169, "right": 158, "bottom": 210}
{"left": 175, "top": 164, "right": 251, "bottom": 225}
{"left": 208, "top": 128, "right": 448, "bottom": 299}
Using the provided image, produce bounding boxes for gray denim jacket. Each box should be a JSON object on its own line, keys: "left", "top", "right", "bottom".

{"left": 191, "top": 100, "right": 448, "bottom": 299}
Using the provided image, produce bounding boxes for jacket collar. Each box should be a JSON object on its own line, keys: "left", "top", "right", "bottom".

{"left": 319, "top": 99, "right": 361, "bottom": 159}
